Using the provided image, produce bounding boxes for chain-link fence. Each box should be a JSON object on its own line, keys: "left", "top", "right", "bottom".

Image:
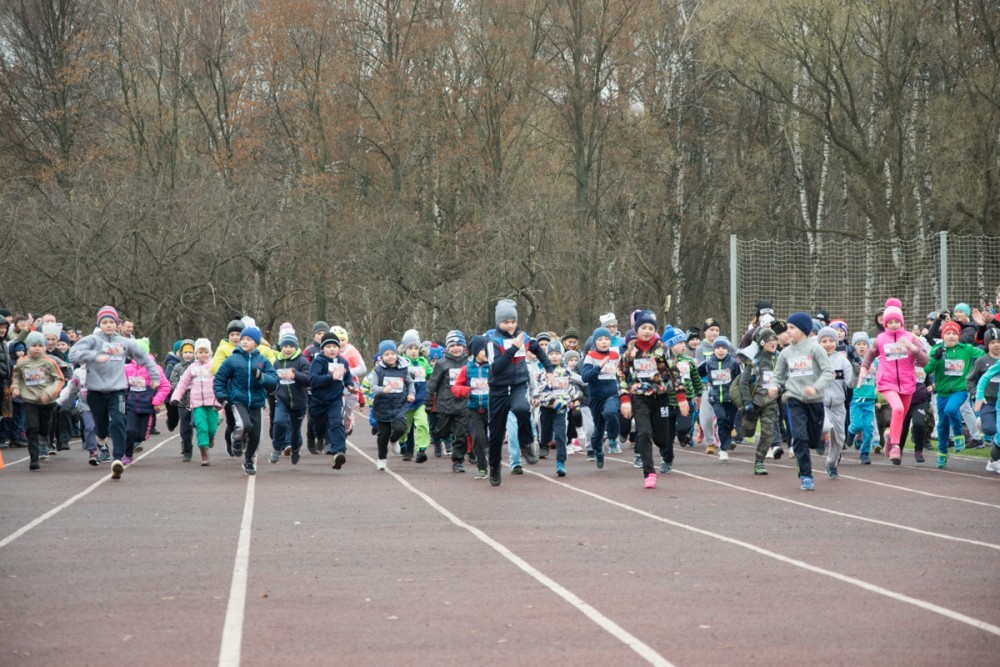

{"left": 733, "top": 232, "right": 1000, "bottom": 335}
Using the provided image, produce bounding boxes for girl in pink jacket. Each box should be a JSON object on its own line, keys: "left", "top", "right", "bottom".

{"left": 123, "top": 338, "right": 172, "bottom": 463}
{"left": 857, "top": 298, "right": 929, "bottom": 464}
{"left": 170, "top": 338, "right": 220, "bottom": 465}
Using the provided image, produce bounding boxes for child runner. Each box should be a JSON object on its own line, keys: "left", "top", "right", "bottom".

{"left": 486, "top": 299, "right": 554, "bottom": 487}
{"left": 968, "top": 327, "right": 1000, "bottom": 463}
{"left": 12, "top": 331, "right": 65, "bottom": 470}
{"left": 534, "top": 339, "right": 581, "bottom": 477}
{"left": 369, "top": 341, "right": 415, "bottom": 470}
{"left": 171, "top": 338, "right": 220, "bottom": 466}
{"left": 400, "top": 330, "right": 432, "bottom": 463}
{"left": 581, "top": 326, "right": 621, "bottom": 468}
{"left": 617, "top": 310, "right": 688, "bottom": 489}
{"left": 212, "top": 319, "right": 247, "bottom": 456}
{"left": 123, "top": 338, "right": 171, "bottom": 462}
{"left": 213, "top": 326, "right": 278, "bottom": 475}
{"left": 426, "top": 330, "right": 471, "bottom": 473}
{"left": 69, "top": 306, "right": 160, "bottom": 480}
{"left": 308, "top": 332, "right": 354, "bottom": 470}
{"left": 740, "top": 326, "right": 781, "bottom": 475}
{"left": 925, "top": 320, "right": 983, "bottom": 468}
{"left": 767, "top": 312, "right": 834, "bottom": 491}
{"left": 857, "top": 298, "right": 929, "bottom": 465}
{"left": 848, "top": 333, "right": 877, "bottom": 464}
{"left": 168, "top": 340, "right": 196, "bottom": 461}
{"left": 272, "top": 329, "right": 310, "bottom": 465}
{"left": 451, "top": 335, "right": 491, "bottom": 478}
{"left": 818, "top": 327, "right": 853, "bottom": 479}
{"left": 698, "top": 335, "right": 741, "bottom": 462}
{"left": 58, "top": 364, "right": 102, "bottom": 465}
{"left": 665, "top": 327, "right": 702, "bottom": 451}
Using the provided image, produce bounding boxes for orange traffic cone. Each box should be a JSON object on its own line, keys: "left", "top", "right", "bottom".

{"left": 0, "top": 448, "right": 5, "bottom": 470}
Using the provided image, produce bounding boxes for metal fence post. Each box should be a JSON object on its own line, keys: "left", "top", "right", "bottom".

{"left": 730, "top": 234, "right": 738, "bottom": 340}
{"left": 940, "top": 230, "right": 948, "bottom": 311}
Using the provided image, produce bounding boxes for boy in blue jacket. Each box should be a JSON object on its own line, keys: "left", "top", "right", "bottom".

{"left": 213, "top": 326, "right": 278, "bottom": 475}
{"left": 308, "top": 333, "right": 355, "bottom": 470}
{"left": 370, "top": 341, "right": 415, "bottom": 471}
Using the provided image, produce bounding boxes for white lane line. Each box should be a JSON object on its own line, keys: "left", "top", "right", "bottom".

{"left": 218, "top": 474, "right": 257, "bottom": 667}
{"left": 346, "top": 441, "right": 675, "bottom": 667}
{"left": 603, "top": 457, "right": 1000, "bottom": 551}
{"left": 519, "top": 466, "right": 1000, "bottom": 638}
{"left": 678, "top": 448, "right": 1000, "bottom": 510}
{"left": 0, "top": 453, "right": 30, "bottom": 467}
{"left": 0, "top": 434, "right": 179, "bottom": 549}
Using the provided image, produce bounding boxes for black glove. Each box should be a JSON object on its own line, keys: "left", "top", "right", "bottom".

{"left": 253, "top": 368, "right": 263, "bottom": 381}
{"left": 933, "top": 346, "right": 944, "bottom": 360}
{"left": 170, "top": 398, "right": 179, "bottom": 407}
{"left": 743, "top": 403, "right": 758, "bottom": 421}
{"left": 835, "top": 369, "right": 845, "bottom": 380}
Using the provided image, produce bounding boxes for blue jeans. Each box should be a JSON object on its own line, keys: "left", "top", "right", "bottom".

{"left": 936, "top": 392, "right": 967, "bottom": 453}
{"left": 848, "top": 398, "right": 876, "bottom": 453}
{"left": 273, "top": 401, "right": 306, "bottom": 452}
{"left": 539, "top": 407, "right": 568, "bottom": 463}
{"left": 981, "top": 402, "right": 997, "bottom": 443}
{"left": 310, "top": 397, "right": 346, "bottom": 454}
{"left": 588, "top": 394, "right": 620, "bottom": 455}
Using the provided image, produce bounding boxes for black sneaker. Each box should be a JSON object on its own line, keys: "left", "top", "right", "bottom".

{"left": 243, "top": 459, "right": 256, "bottom": 475}
{"left": 88, "top": 451, "right": 100, "bottom": 466}
{"left": 773, "top": 447, "right": 784, "bottom": 460}
{"left": 415, "top": 449, "right": 428, "bottom": 463}
{"left": 306, "top": 439, "right": 318, "bottom": 454}
{"left": 452, "top": 462, "right": 465, "bottom": 473}
{"left": 511, "top": 464, "right": 523, "bottom": 475}
{"left": 332, "top": 452, "right": 346, "bottom": 470}
{"left": 29, "top": 460, "right": 40, "bottom": 471}
{"left": 914, "top": 450, "right": 925, "bottom": 463}
{"left": 291, "top": 448, "right": 300, "bottom": 465}
{"left": 595, "top": 454, "right": 604, "bottom": 469}
{"left": 468, "top": 451, "right": 476, "bottom": 464}
{"left": 98, "top": 446, "right": 111, "bottom": 463}
{"left": 434, "top": 442, "right": 443, "bottom": 458}
{"left": 489, "top": 466, "right": 501, "bottom": 486}
{"left": 402, "top": 451, "right": 413, "bottom": 461}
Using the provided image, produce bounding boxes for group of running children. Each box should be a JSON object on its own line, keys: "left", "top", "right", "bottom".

{"left": 5, "top": 296, "right": 1000, "bottom": 491}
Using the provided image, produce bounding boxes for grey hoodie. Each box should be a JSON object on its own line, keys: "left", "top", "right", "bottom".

{"left": 69, "top": 329, "right": 161, "bottom": 392}
{"left": 768, "top": 337, "right": 834, "bottom": 404}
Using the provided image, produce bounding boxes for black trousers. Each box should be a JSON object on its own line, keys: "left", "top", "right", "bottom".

{"left": 487, "top": 384, "right": 532, "bottom": 470}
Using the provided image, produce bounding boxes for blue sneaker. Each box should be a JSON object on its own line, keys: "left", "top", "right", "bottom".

{"left": 555, "top": 462, "right": 566, "bottom": 477}
{"left": 860, "top": 452, "right": 871, "bottom": 465}
{"left": 800, "top": 476, "right": 815, "bottom": 491}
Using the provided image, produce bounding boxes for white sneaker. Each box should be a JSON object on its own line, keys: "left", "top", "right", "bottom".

{"left": 985, "top": 459, "right": 1000, "bottom": 474}
{"left": 765, "top": 446, "right": 776, "bottom": 460}
{"left": 376, "top": 459, "right": 387, "bottom": 471}
{"left": 392, "top": 442, "right": 401, "bottom": 455}
{"left": 719, "top": 450, "right": 730, "bottom": 462}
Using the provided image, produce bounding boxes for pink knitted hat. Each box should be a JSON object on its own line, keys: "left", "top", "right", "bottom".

{"left": 883, "top": 298, "right": 904, "bottom": 326}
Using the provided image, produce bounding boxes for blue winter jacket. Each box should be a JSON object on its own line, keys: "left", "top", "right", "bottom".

{"left": 309, "top": 353, "right": 355, "bottom": 404}
{"left": 213, "top": 348, "right": 278, "bottom": 409}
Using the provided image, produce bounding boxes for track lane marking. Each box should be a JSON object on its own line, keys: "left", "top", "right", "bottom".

{"left": 346, "top": 440, "right": 676, "bottom": 667}
{"left": 516, "top": 463, "right": 1000, "bottom": 638}
{"left": 0, "top": 434, "right": 179, "bottom": 549}
{"left": 218, "top": 474, "right": 256, "bottom": 667}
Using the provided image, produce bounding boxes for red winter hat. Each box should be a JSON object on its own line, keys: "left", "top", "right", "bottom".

{"left": 941, "top": 321, "right": 961, "bottom": 337}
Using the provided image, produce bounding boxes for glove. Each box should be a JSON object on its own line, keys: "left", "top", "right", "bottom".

{"left": 933, "top": 346, "right": 944, "bottom": 360}
{"left": 743, "top": 403, "right": 758, "bottom": 422}
{"left": 170, "top": 399, "right": 179, "bottom": 407}
{"left": 253, "top": 368, "right": 263, "bottom": 381}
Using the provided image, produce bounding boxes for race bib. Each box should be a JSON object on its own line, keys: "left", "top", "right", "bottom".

{"left": 761, "top": 370, "right": 773, "bottom": 385}
{"left": 412, "top": 366, "right": 427, "bottom": 382}
{"left": 383, "top": 377, "right": 404, "bottom": 394}
{"left": 659, "top": 405, "right": 671, "bottom": 418}
{"left": 991, "top": 375, "right": 1000, "bottom": 384}
{"left": 599, "top": 358, "right": 618, "bottom": 381}
{"left": 470, "top": 377, "right": 489, "bottom": 396}
{"left": 128, "top": 375, "right": 147, "bottom": 391}
{"left": 23, "top": 368, "right": 46, "bottom": 386}
{"left": 449, "top": 368, "right": 461, "bottom": 386}
{"left": 501, "top": 339, "right": 526, "bottom": 359}
{"left": 328, "top": 362, "right": 344, "bottom": 375}
{"left": 550, "top": 375, "right": 570, "bottom": 395}
{"left": 710, "top": 368, "right": 732, "bottom": 386}
{"left": 278, "top": 368, "right": 294, "bottom": 385}
{"left": 633, "top": 357, "right": 657, "bottom": 379}
{"left": 676, "top": 361, "right": 690, "bottom": 377}
{"left": 884, "top": 343, "right": 907, "bottom": 361}
{"left": 788, "top": 356, "right": 812, "bottom": 378}
{"left": 103, "top": 343, "right": 125, "bottom": 361}
{"left": 943, "top": 358, "right": 965, "bottom": 377}
{"left": 192, "top": 366, "right": 210, "bottom": 379}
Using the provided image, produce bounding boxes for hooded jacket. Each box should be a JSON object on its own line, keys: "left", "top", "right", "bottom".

{"left": 69, "top": 329, "right": 161, "bottom": 392}
{"left": 370, "top": 358, "right": 415, "bottom": 422}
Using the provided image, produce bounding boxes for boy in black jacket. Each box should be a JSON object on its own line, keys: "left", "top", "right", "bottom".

{"left": 426, "top": 330, "right": 471, "bottom": 473}
{"left": 486, "top": 299, "right": 554, "bottom": 487}
{"left": 308, "top": 333, "right": 355, "bottom": 470}
{"left": 271, "top": 330, "right": 311, "bottom": 465}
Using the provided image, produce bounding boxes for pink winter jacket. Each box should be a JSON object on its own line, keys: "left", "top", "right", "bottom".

{"left": 124, "top": 360, "right": 172, "bottom": 412}
{"left": 171, "top": 359, "right": 220, "bottom": 409}
{"left": 862, "top": 329, "right": 930, "bottom": 394}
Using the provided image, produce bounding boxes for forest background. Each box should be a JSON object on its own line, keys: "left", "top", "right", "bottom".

{"left": 2, "top": 0, "right": 998, "bottom": 354}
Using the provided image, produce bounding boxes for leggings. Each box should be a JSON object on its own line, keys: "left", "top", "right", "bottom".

{"left": 881, "top": 390, "right": 912, "bottom": 447}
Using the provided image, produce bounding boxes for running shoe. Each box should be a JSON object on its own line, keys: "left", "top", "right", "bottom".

{"left": 556, "top": 462, "right": 566, "bottom": 477}
{"left": 633, "top": 453, "right": 643, "bottom": 468}
{"left": 800, "top": 476, "right": 814, "bottom": 491}
{"left": 376, "top": 459, "right": 387, "bottom": 471}
{"left": 111, "top": 460, "right": 124, "bottom": 480}
{"left": 269, "top": 450, "right": 280, "bottom": 464}
{"left": 985, "top": 459, "right": 1000, "bottom": 474}
{"left": 826, "top": 465, "right": 839, "bottom": 480}
{"left": 659, "top": 461, "right": 672, "bottom": 474}
{"left": 937, "top": 453, "right": 948, "bottom": 469}
{"left": 754, "top": 461, "right": 768, "bottom": 475}
{"left": 243, "top": 459, "right": 256, "bottom": 475}
{"left": 914, "top": 450, "right": 925, "bottom": 463}
{"left": 452, "top": 462, "right": 466, "bottom": 473}
{"left": 415, "top": 448, "right": 428, "bottom": 463}
{"left": 88, "top": 450, "right": 100, "bottom": 467}
{"left": 643, "top": 472, "right": 657, "bottom": 489}
{"left": 332, "top": 452, "right": 346, "bottom": 469}
{"left": 860, "top": 452, "right": 871, "bottom": 464}
{"left": 889, "top": 445, "right": 901, "bottom": 465}
{"left": 719, "top": 450, "right": 729, "bottom": 462}
{"left": 511, "top": 464, "right": 523, "bottom": 475}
